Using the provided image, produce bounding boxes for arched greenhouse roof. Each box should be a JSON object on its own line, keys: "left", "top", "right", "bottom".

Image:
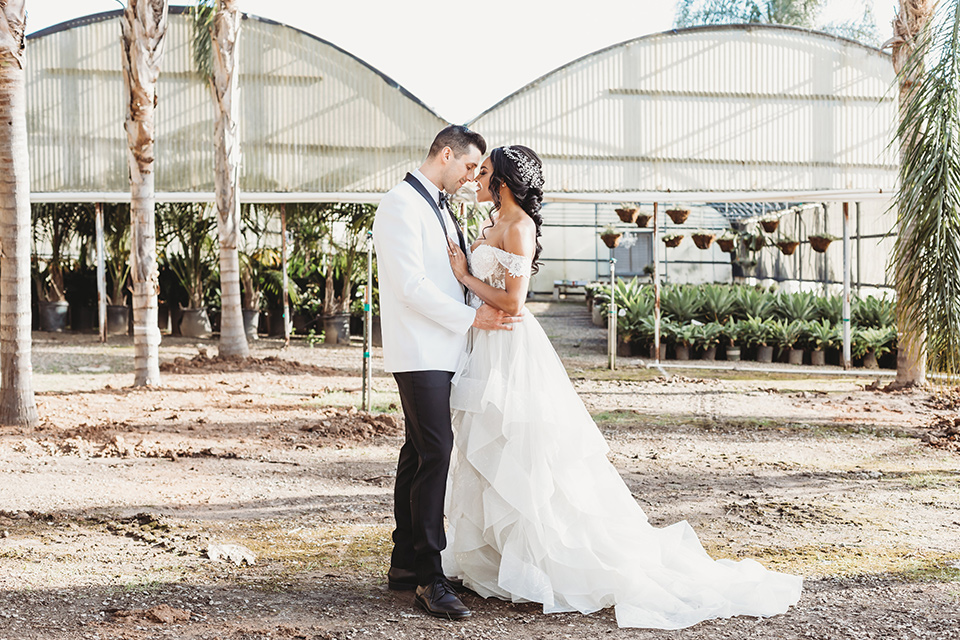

{"left": 469, "top": 24, "right": 898, "bottom": 202}
{"left": 27, "top": 6, "right": 447, "bottom": 200}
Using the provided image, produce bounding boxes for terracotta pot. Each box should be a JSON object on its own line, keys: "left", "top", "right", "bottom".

{"left": 809, "top": 236, "right": 834, "bottom": 253}
{"left": 636, "top": 214, "right": 652, "bottom": 228}
{"left": 811, "top": 348, "right": 826, "bottom": 366}
{"left": 663, "top": 235, "right": 684, "bottom": 248}
{"left": 717, "top": 238, "right": 735, "bottom": 253}
{"left": 666, "top": 209, "right": 690, "bottom": 224}
{"left": 760, "top": 219, "right": 780, "bottom": 233}
{"left": 691, "top": 234, "right": 715, "bottom": 250}
{"left": 601, "top": 233, "right": 622, "bottom": 249}
{"left": 777, "top": 241, "right": 800, "bottom": 256}
{"left": 615, "top": 208, "right": 639, "bottom": 224}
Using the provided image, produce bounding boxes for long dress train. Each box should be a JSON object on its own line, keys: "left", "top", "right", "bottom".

{"left": 442, "top": 244, "right": 802, "bottom": 630}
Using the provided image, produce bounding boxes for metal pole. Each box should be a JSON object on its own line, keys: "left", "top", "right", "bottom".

{"left": 95, "top": 203, "right": 107, "bottom": 343}
{"left": 594, "top": 203, "right": 599, "bottom": 281}
{"left": 653, "top": 202, "right": 661, "bottom": 364}
{"left": 842, "top": 202, "right": 851, "bottom": 369}
{"left": 855, "top": 202, "right": 861, "bottom": 295}
{"left": 363, "top": 231, "right": 373, "bottom": 412}
{"left": 280, "top": 203, "right": 291, "bottom": 347}
{"left": 608, "top": 255, "right": 616, "bottom": 370}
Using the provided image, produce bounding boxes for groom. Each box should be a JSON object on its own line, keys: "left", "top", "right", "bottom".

{"left": 372, "top": 125, "right": 518, "bottom": 619}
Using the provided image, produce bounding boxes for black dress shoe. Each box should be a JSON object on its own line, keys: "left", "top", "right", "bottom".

{"left": 415, "top": 578, "right": 471, "bottom": 620}
{"left": 387, "top": 566, "right": 417, "bottom": 591}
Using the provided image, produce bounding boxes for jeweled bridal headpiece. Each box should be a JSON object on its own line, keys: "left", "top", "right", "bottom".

{"left": 502, "top": 146, "right": 545, "bottom": 189}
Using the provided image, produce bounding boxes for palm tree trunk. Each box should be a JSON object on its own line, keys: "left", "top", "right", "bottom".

{"left": 890, "top": 0, "right": 934, "bottom": 386}
{"left": 212, "top": 0, "right": 247, "bottom": 357}
{"left": 121, "top": 0, "right": 169, "bottom": 387}
{"left": 0, "top": 0, "right": 39, "bottom": 427}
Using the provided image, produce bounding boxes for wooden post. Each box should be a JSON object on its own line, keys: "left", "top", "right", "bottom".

{"left": 95, "top": 203, "right": 108, "bottom": 343}
{"left": 842, "top": 202, "right": 852, "bottom": 369}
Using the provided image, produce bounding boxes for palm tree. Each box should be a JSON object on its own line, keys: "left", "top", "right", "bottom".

{"left": 889, "top": 0, "right": 960, "bottom": 383}
{"left": 192, "top": 0, "right": 248, "bottom": 358}
{"left": 121, "top": 0, "right": 169, "bottom": 386}
{"left": 0, "top": 0, "right": 39, "bottom": 427}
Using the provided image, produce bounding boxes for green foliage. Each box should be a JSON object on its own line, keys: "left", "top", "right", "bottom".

{"left": 853, "top": 326, "right": 898, "bottom": 359}
{"left": 674, "top": 0, "right": 822, "bottom": 29}
{"left": 672, "top": 323, "right": 699, "bottom": 347}
{"left": 892, "top": 0, "right": 960, "bottom": 376}
{"left": 699, "top": 284, "right": 738, "bottom": 323}
{"left": 661, "top": 285, "right": 701, "bottom": 322}
{"left": 774, "top": 291, "right": 817, "bottom": 322}
{"left": 768, "top": 318, "right": 804, "bottom": 349}
{"left": 722, "top": 319, "right": 741, "bottom": 346}
{"left": 738, "top": 315, "right": 772, "bottom": 347}
{"left": 803, "top": 319, "right": 841, "bottom": 350}
{"left": 693, "top": 322, "right": 724, "bottom": 348}
{"left": 190, "top": 0, "right": 216, "bottom": 82}
{"left": 852, "top": 295, "right": 895, "bottom": 329}
{"left": 814, "top": 294, "right": 843, "bottom": 324}
{"left": 734, "top": 287, "right": 773, "bottom": 320}
{"left": 157, "top": 203, "right": 217, "bottom": 309}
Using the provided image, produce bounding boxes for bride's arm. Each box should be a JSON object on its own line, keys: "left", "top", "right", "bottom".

{"left": 448, "top": 225, "right": 534, "bottom": 316}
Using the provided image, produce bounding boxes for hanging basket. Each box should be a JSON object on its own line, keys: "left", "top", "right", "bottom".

{"left": 615, "top": 207, "right": 639, "bottom": 224}
{"left": 776, "top": 240, "right": 800, "bottom": 256}
{"left": 663, "top": 234, "right": 684, "bottom": 248}
{"left": 601, "top": 233, "right": 623, "bottom": 249}
{"left": 636, "top": 214, "right": 652, "bottom": 228}
{"left": 716, "top": 237, "right": 736, "bottom": 253}
{"left": 809, "top": 235, "right": 835, "bottom": 253}
{"left": 750, "top": 235, "right": 766, "bottom": 251}
{"left": 666, "top": 208, "right": 690, "bottom": 225}
{"left": 760, "top": 218, "right": 780, "bottom": 233}
{"left": 691, "top": 233, "right": 716, "bottom": 250}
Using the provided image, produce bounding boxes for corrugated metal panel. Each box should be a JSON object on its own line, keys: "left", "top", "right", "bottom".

{"left": 470, "top": 25, "right": 897, "bottom": 194}
{"left": 26, "top": 9, "right": 447, "bottom": 194}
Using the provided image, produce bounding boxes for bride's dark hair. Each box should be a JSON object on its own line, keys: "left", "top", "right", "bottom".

{"left": 487, "top": 145, "right": 544, "bottom": 275}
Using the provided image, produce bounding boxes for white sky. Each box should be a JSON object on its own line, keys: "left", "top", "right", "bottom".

{"left": 28, "top": 1, "right": 898, "bottom": 124}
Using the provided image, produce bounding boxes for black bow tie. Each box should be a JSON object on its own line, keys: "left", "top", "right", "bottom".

{"left": 438, "top": 192, "right": 449, "bottom": 211}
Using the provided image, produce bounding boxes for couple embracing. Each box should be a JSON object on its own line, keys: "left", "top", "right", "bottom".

{"left": 371, "top": 126, "right": 802, "bottom": 629}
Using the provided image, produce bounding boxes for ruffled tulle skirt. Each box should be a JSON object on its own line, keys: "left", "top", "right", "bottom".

{"left": 442, "top": 310, "right": 802, "bottom": 629}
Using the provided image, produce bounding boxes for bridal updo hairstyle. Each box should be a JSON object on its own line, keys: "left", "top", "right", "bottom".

{"left": 488, "top": 145, "right": 544, "bottom": 275}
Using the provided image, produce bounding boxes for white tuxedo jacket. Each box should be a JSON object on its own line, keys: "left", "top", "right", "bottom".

{"left": 373, "top": 179, "right": 477, "bottom": 373}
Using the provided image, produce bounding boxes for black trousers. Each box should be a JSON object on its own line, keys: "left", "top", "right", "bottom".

{"left": 391, "top": 370, "right": 455, "bottom": 585}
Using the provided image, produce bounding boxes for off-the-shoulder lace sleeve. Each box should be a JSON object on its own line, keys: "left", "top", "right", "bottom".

{"left": 492, "top": 247, "right": 533, "bottom": 278}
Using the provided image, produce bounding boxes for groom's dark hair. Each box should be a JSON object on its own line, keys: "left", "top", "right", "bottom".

{"left": 428, "top": 125, "right": 486, "bottom": 158}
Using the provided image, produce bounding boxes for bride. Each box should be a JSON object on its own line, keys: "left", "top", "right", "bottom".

{"left": 442, "top": 145, "right": 803, "bottom": 630}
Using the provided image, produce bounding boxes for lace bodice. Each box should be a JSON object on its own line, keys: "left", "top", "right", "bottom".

{"left": 470, "top": 244, "right": 532, "bottom": 290}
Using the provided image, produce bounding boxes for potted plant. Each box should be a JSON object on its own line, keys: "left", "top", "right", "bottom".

{"left": 600, "top": 224, "right": 622, "bottom": 249}
{"left": 691, "top": 230, "right": 716, "bottom": 250}
{"left": 158, "top": 203, "right": 217, "bottom": 338}
{"left": 808, "top": 233, "right": 839, "bottom": 253}
{"left": 776, "top": 237, "right": 800, "bottom": 256}
{"left": 747, "top": 233, "right": 766, "bottom": 251}
{"left": 615, "top": 203, "right": 640, "bottom": 224}
{"left": 769, "top": 318, "right": 805, "bottom": 364}
{"left": 672, "top": 324, "right": 698, "bottom": 361}
{"left": 32, "top": 203, "right": 85, "bottom": 331}
{"left": 662, "top": 233, "right": 684, "bottom": 248}
{"left": 636, "top": 212, "right": 652, "bottom": 228}
{"left": 666, "top": 208, "right": 690, "bottom": 224}
{"left": 853, "top": 326, "right": 897, "bottom": 369}
{"left": 660, "top": 285, "right": 701, "bottom": 323}
{"left": 103, "top": 203, "right": 132, "bottom": 335}
{"left": 740, "top": 315, "right": 773, "bottom": 362}
{"left": 803, "top": 318, "right": 840, "bottom": 366}
{"left": 694, "top": 322, "right": 723, "bottom": 360}
{"left": 722, "top": 320, "right": 741, "bottom": 361}
{"left": 716, "top": 232, "right": 737, "bottom": 253}
{"left": 759, "top": 215, "right": 781, "bottom": 233}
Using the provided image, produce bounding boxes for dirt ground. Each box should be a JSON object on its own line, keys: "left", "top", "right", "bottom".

{"left": 1, "top": 300, "right": 959, "bottom": 640}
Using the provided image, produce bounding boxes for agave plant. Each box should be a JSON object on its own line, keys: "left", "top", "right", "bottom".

{"left": 693, "top": 322, "right": 724, "bottom": 349}
{"left": 803, "top": 319, "right": 841, "bottom": 351}
{"left": 814, "top": 294, "right": 843, "bottom": 324}
{"left": 722, "top": 319, "right": 741, "bottom": 347}
{"left": 699, "top": 284, "right": 737, "bottom": 324}
{"left": 660, "top": 284, "right": 701, "bottom": 322}
{"left": 672, "top": 323, "right": 699, "bottom": 347}
{"left": 734, "top": 287, "right": 774, "bottom": 320}
{"left": 774, "top": 291, "right": 817, "bottom": 322}
{"left": 852, "top": 326, "right": 898, "bottom": 359}
{"left": 852, "top": 295, "right": 896, "bottom": 329}
{"left": 738, "top": 315, "right": 772, "bottom": 348}
{"left": 768, "top": 318, "right": 804, "bottom": 350}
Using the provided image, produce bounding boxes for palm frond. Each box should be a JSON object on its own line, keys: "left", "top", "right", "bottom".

{"left": 190, "top": 0, "right": 216, "bottom": 81}
{"left": 891, "top": 1, "right": 960, "bottom": 377}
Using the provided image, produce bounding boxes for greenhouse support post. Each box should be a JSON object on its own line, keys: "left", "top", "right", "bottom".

{"left": 281, "top": 203, "right": 290, "bottom": 347}
{"left": 362, "top": 231, "right": 373, "bottom": 412}
{"left": 95, "top": 203, "right": 107, "bottom": 343}
{"left": 608, "top": 256, "right": 616, "bottom": 371}
{"left": 653, "top": 202, "right": 661, "bottom": 364}
{"left": 842, "top": 202, "right": 851, "bottom": 369}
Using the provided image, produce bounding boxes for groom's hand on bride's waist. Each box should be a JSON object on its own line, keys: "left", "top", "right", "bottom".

{"left": 473, "top": 304, "right": 523, "bottom": 331}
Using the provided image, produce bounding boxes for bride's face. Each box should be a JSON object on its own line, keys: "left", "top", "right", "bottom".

{"left": 474, "top": 157, "right": 495, "bottom": 203}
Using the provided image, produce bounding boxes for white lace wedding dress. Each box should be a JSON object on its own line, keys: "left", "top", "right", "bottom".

{"left": 441, "top": 244, "right": 802, "bottom": 629}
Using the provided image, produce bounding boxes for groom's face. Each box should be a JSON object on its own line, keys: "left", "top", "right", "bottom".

{"left": 439, "top": 144, "right": 482, "bottom": 194}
